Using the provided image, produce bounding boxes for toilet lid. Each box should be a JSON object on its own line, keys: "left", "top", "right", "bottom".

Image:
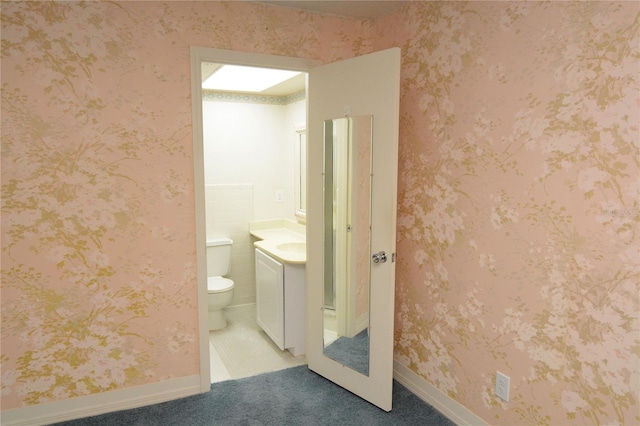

{"left": 207, "top": 277, "right": 234, "bottom": 293}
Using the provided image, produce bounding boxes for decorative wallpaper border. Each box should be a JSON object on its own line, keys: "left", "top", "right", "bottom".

{"left": 203, "top": 90, "right": 305, "bottom": 105}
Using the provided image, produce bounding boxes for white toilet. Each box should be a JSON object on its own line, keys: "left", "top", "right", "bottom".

{"left": 206, "top": 238, "right": 235, "bottom": 330}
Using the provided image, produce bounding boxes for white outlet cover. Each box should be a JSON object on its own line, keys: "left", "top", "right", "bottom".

{"left": 495, "top": 371, "right": 510, "bottom": 402}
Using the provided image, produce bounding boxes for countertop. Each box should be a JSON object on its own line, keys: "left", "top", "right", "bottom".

{"left": 249, "top": 219, "right": 306, "bottom": 264}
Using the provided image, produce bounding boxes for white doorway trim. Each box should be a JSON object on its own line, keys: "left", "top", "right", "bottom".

{"left": 189, "top": 47, "right": 321, "bottom": 392}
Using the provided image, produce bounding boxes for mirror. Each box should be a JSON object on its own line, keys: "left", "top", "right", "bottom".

{"left": 322, "top": 115, "right": 373, "bottom": 376}
{"left": 294, "top": 125, "right": 307, "bottom": 220}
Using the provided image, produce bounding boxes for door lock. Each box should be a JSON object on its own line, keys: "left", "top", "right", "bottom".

{"left": 372, "top": 251, "right": 387, "bottom": 264}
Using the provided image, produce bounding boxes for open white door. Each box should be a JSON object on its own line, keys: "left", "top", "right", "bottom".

{"left": 306, "top": 48, "right": 400, "bottom": 411}
{"left": 190, "top": 46, "right": 399, "bottom": 408}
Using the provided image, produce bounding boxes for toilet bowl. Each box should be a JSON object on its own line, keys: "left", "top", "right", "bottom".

{"left": 207, "top": 277, "right": 234, "bottom": 330}
{"left": 206, "top": 238, "right": 235, "bottom": 331}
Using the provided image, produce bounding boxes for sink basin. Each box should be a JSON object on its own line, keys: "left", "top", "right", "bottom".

{"left": 276, "top": 242, "right": 306, "bottom": 254}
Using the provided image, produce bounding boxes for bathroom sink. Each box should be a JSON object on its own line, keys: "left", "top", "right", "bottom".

{"left": 276, "top": 242, "right": 306, "bottom": 254}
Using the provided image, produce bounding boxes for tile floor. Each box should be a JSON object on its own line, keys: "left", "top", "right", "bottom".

{"left": 209, "top": 303, "right": 307, "bottom": 383}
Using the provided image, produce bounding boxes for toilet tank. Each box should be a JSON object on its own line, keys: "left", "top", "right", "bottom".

{"left": 206, "top": 238, "right": 233, "bottom": 277}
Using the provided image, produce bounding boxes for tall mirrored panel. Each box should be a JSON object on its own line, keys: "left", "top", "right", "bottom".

{"left": 322, "top": 115, "right": 373, "bottom": 376}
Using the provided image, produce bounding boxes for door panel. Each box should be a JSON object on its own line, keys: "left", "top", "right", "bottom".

{"left": 306, "top": 48, "right": 400, "bottom": 411}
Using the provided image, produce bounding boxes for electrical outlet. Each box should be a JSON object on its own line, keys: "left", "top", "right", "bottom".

{"left": 495, "top": 371, "right": 510, "bottom": 402}
{"left": 275, "top": 190, "right": 284, "bottom": 203}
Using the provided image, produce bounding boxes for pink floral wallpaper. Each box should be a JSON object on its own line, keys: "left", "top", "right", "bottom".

{"left": 1, "top": 1, "right": 638, "bottom": 425}
{"left": 377, "top": 2, "right": 639, "bottom": 425}
{"left": 0, "top": 0, "right": 368, "bottom": 411}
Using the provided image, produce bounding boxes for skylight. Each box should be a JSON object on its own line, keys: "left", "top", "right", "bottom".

{"left": 202, "top": 65, "right": 301, "bottom": 93}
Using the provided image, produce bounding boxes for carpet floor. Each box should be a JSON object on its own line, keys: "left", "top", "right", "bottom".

{"left": 323, "top": 330, "right": 369, "bottom": 376}
{"left": 55, "top": 365, "right": 455, "bottom": 425}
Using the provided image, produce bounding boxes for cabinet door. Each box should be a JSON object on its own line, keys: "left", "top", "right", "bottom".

{"left": 255, "top": 249, "right": 284, "bottom": 350}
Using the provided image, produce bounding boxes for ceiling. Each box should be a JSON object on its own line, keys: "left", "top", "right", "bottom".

{"left": 256, "top": 1, "right": 409, "bottom": 19}
{"left": 202, "top": 62, "right": 307, "bottom": 96}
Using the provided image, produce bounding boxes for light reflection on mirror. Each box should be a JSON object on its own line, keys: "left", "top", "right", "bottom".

{"left": 322, "top": 115, "right": 373, "bottom": 376}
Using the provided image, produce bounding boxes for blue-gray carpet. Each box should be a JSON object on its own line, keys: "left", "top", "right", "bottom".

{"left": 54, "top": 366, "right": 454, "bottom": 425}
{"left": 323, "top": 330, "right": 370, "bottom": 376}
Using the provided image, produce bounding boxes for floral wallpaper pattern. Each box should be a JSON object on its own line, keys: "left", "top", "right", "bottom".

{"left": 381, "top": 2, "right": 639, "bottom": 425}
{"left": 1, "top": 0, "right": 368, "bottom": 410}
{"left": 1, "top": 1, "right": 638, "bottom": 425}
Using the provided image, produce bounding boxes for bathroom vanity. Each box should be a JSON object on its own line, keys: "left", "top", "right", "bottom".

{"left": 250, "top": 219, "right": 306, "bottom": 356}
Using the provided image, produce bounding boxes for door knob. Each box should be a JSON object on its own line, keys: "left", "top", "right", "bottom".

{"left": 372, "top": 251, "right": 387, "bottom": 264}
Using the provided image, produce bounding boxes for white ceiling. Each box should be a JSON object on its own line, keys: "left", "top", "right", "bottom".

{"left": 202, "top": 62, "right": 306, "bottom": 96}
{"left": 256, "top": 1, "right": 409, "bottom": 19}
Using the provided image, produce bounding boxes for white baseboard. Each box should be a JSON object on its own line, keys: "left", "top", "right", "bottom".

{"left": 393, "top": 361, "right": 487, "bottom": 426}
{"left": 3, "top": 364, "right": 483, "bottom": 425}
{"left": 356, "top": 314, "right": 369, "bottom": 336}
{"left": 1, "top": 375, "right": 203, "bottom": 426}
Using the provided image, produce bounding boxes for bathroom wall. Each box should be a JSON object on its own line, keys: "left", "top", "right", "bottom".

{"left": 202, "top": 92, "right": 306, "bottom": 305}
{"left": 204, "top": 183, "right": 254, "bottom": 305}
{"left": 2, "top": 1, "right": 638, "bottom": 425}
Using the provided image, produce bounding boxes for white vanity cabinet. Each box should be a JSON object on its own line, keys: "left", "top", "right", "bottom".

{"left": 255, "top": 248, "right": 306, "bottom": 356}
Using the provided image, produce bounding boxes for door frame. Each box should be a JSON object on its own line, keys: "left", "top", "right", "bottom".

{"left": 190, "top": 47, "right": 320, "bottom": 392}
